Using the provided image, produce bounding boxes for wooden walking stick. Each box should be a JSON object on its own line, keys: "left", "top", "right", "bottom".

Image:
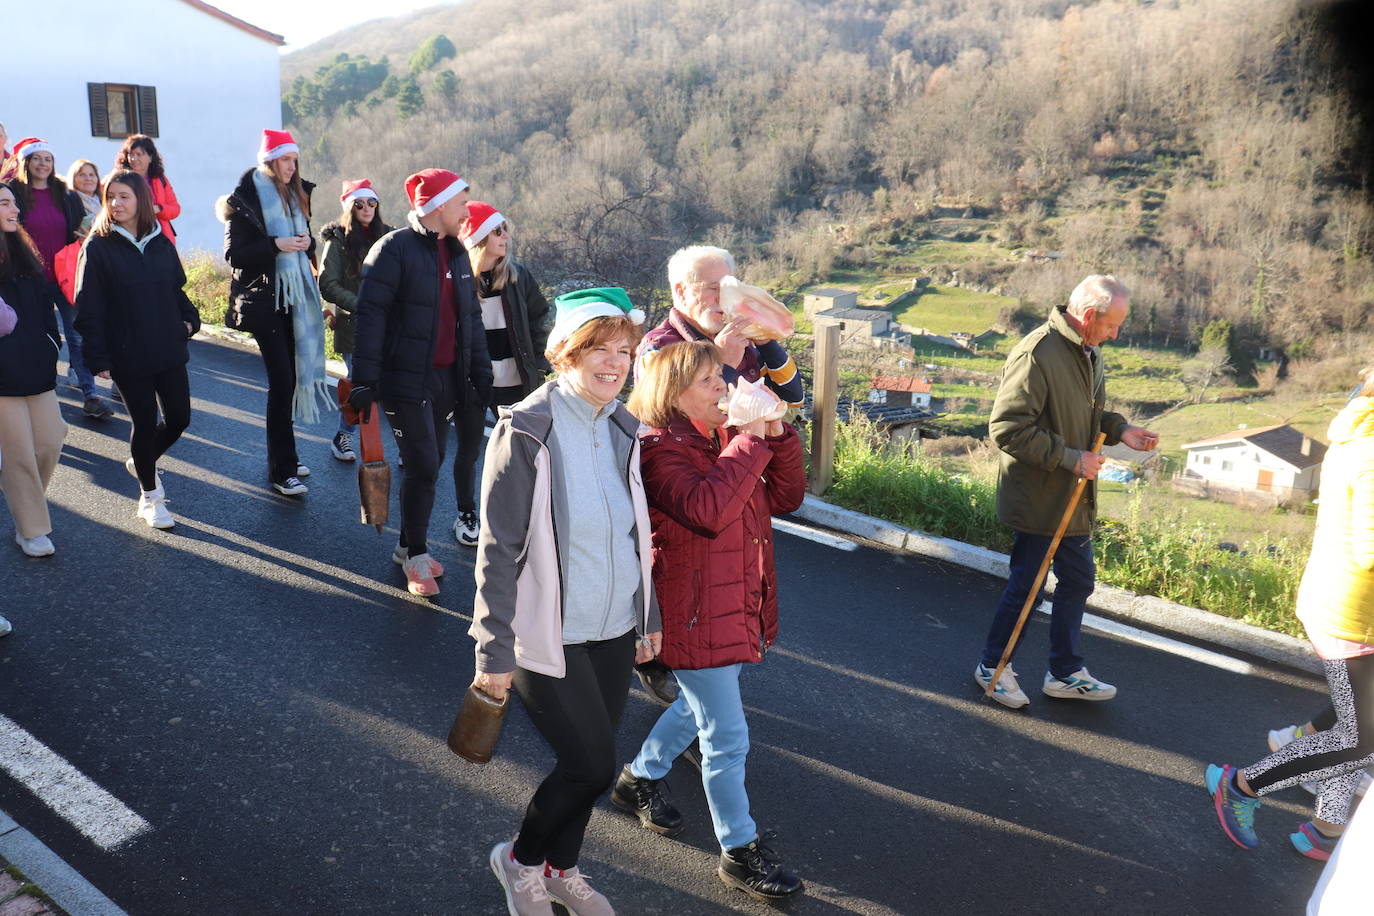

{"left": 985, "top": 431, "right": 1107, "bottom": 698}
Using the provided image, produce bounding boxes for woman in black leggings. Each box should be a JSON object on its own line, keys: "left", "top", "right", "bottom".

{"left": 1207, "top": 368, "right": 1374, "bottom": 859}
{"left": 75, "top": 171, "right": 199, "bottom": 529}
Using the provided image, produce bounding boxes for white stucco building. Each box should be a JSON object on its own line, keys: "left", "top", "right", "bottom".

{"left": 1179, "top": 424, "right": 1326, "bottom": 499}
{"left": 6, "top": 0, "right": 283, "bottom": 254}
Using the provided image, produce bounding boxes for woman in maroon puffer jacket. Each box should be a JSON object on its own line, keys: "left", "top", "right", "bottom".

{"left": 615, "top": 339, "right": 808, "bottom": 902}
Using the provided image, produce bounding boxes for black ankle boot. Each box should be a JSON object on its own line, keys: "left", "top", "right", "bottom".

{"left": 610, "top": 764, "right": 683, "bottom": 836}
{"left": 718, "top": 832, "right": 804, "bottom": 900}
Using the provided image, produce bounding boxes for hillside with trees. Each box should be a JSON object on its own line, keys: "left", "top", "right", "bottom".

{"left": 281, "top": 0, "right": 1372, "bottom": 364}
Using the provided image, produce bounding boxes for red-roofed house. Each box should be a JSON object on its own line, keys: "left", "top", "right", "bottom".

{"left": 868, "top": 375, "right": 933, "bottom": 408}
{"left": 1179, "top": 423, "right": 1326, "bottom": 500}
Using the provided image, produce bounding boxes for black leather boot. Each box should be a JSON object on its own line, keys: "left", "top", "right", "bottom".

{"left": 718, "top": 832, "right": 804, "bottom": 900}
{"left": 610, "top": 765, "right": 683, "bottom": 836}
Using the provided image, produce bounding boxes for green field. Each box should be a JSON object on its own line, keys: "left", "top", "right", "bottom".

{"left": 893, "top": 285, "right": 1013, "bottom": 335}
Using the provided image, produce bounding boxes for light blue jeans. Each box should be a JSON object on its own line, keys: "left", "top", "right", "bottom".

{"left": 630, "top": 663, "right": 756, "bottom": 851}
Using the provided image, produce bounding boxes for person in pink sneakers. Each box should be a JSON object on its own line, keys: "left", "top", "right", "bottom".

{"left": 469, "top": 289, "right": 662, "bottom": 915}
{"left": 1207, "top": 367, "right": 1374, "bottom": 856}
{"left": 349, "top": 169, "right": 492, "bottom": 598}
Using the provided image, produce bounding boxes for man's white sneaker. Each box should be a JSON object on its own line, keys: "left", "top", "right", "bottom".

{"left": 137, "top": 489, "right": 175, "bottom": 529}
{"left": 1043, "top": 668, "right": 1117, "bottom": 701}
{"left": 14, "top": 532, "right": 54, "bottom": 557}
{"left": 975, "top": 663, "right": 1030, "bottom": 709}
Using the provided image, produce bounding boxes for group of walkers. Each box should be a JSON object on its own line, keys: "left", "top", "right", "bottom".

{"left": 2, "top": 120, "right": 1370, "bottom": 911}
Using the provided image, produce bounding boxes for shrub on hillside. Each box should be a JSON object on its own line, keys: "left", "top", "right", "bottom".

{"left": 409, "top": 34, "right": 456, "bottom": 74}
{"left": 183, "top": 253, "right": 229, "bottom": 329}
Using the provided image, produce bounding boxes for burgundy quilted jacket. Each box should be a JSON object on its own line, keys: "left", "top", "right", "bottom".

{"left": 638, "top": 414, "right": 806, "bottom": 670}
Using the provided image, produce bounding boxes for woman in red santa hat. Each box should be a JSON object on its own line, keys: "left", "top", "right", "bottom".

{"left": 448, "top": 201, "right": 551, "bottom": 546}
{"left": 217, "top": 129, "right": 334, "bottom": 496}
{"left": 318, "top": 178, "right": 392, "bottom": 462}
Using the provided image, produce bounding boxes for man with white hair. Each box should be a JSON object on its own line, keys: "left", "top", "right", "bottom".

{"left": 637, "top": 245, "right": 803, "bottom": 407}
{"left": 974, "top": 274, "right": 1159, "bottom": 709}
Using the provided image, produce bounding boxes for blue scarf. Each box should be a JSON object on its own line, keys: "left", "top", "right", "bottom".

{"left": 252, "top": 168, "right": 332, "bottom": 424}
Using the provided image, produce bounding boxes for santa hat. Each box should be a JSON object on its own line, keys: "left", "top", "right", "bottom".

{"left": 547, "top": 287, "right": 645, "bottom": 349}
{"left": 12, "top": 138, "right": 51, "bottom": 161}
{"left": 257, "top": 129, "right": 298, "bottom": 164}
{"left": 460, "top": 201, "right": 504, "bottom": 250}
{"left": 404, "top": 168, "right": 469, "bottom": 216}
{"left": 340, "top": 179, "right": 378, "bottom": 205}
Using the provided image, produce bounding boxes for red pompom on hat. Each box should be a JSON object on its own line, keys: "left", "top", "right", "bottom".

{"left": 404, "top": 168, "right": 468, "bottom": 216}
{"left": 340, "top": 179, "right": 378, "bottom": 205}
{"left": 460, "top": 201, "right": 504, "bottom": 250}
{"left": 12, "top": 137, "right": 51, "bottom": 161}
{"left": 257, "top": 129, "right": 299, "bottom": 164}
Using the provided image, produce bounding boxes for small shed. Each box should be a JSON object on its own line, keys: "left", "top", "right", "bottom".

{"left": 1179, "top": 424, "right": 1326, "bottom": 500}
{"left": 869, "top": 375, "right": 932, "bottom": 408}
{"left": 813, "top": 306, "right": 892, "bottom": 339}
{"left": 803, "top": 288, "right": 859, "bottom": 318}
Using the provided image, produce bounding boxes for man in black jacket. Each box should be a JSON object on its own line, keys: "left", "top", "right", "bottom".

{"left": 350, "top": 169, "right": 492, "bottom": 598}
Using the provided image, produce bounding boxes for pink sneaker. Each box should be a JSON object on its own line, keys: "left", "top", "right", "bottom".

{"left": 403, "top": 554, "right": 439, "bottom": 597}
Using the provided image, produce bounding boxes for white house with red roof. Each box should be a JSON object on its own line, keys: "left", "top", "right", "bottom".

{"left": 868, "top": 375, "right": 933, "bottom": 408}
{"left": 5, "top": 0, "right": 284, "bottom": 253}
{"left": 1179, "top": 423, "right": 1326, "bottom": 499}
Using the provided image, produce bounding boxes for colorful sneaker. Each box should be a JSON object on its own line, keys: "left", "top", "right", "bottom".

{"left": 453, "top": 510, "right": 480, "bottom": 547}
{"left": 137, "top": 489, "right": 175, "bottom": 529}
{"left": 330, "top": 432, "right": 356, "bottom": 462}
{"left": 1267, "top": 725, "right": 1319, "bottom": 793}
{"left": 543, "top": 865, "right": 615, "bottom": 916}
{"left": 488, "top": 840, "right": 554, "bottom": 916}
{"left": 1206, "top": 763, "right": 1261, "bottom": 849}
{"left": 392, "top": 544, "right": 443, "bottom": 577}
{"left": 403, "top": 553, "right": 440, "bottom": 597}
{"left": 1289, "top": 820, "right": 1339, "bottom": 861}
{"left": 974, "top": 663, "right": 1030, "bottom": 709}
{"left": 1042, "top": 667, "right": 1117, "bottom": 701}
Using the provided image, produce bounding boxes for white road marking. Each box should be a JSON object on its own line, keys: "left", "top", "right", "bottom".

{"left": 1037, "top": 601, "right": 1257, "bottom": 675}
{"left": 773, "top": 518, "right": 858, "bottom": 551}
{"left": 0, "top": 714, "right": 151, "bottom": 850}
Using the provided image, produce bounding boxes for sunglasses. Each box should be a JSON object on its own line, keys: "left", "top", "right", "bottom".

{"left": 488, "top": 224, "right": 507, "bottom": 238}
{"left": 352, "top": 199, "right": 378, "bottom": 210}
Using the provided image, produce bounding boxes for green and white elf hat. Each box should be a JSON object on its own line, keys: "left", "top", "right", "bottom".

{"left": 547, "top": 287, "right": 645, "bottom": 348}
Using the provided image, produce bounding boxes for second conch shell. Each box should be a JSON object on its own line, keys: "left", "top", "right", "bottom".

{"left": 720, "top": 377, "right": 788, "bottom": 427}
{"left": 718, "top": 276, "right": 794, "bottom": 341}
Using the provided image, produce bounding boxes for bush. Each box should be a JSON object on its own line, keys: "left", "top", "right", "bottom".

{"left": 183, "top": 252, "right": 229, "bottom": 329}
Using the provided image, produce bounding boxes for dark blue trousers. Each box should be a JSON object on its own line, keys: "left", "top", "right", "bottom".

{"left": 979, "top": 532, "right": 1096, "bottom": 680}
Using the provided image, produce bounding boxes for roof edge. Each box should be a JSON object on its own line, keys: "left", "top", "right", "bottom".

{"left": 179, "top": 0, "right": 286, "bottom": 46}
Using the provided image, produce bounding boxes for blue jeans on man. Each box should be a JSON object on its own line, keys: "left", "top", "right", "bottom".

{"left": 979, "top": 532, "right": 1095, "bottom": 679}
{"left": 55, "top": 294, "right": 96, "bottom": 398}
{"left": 630, "top": 664, "right": 756, "bottom": 851}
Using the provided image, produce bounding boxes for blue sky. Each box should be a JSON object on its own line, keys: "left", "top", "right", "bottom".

{"left": 210, "top": 1, "right": 457, "bottom": 52}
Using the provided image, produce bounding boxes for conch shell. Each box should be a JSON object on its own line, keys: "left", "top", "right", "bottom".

{"left": 719, "top": 276, "right": 794, "bottom": 341}
{"left": 719, "top": 377, "right": 788, "bottom": 427}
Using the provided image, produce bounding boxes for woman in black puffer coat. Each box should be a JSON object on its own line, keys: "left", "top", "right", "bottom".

{"left": 0, "top": 184, "right": 66, "bottom": 558}
{"left": 75, "top": 171, "right": 199, "bottom": 530}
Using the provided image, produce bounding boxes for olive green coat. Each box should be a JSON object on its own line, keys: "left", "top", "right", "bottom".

{"left": 989, "top": 307, "right": 1128, "bottom": 537}
{"left": 318, "top": 221, "right": 388, "bottom": 355}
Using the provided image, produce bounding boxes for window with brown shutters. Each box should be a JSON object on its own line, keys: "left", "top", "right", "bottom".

{"left": 87, "top": 83, "right": 160, "bottom": 138}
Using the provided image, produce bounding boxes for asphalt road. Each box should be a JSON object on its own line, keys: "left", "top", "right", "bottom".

{"left": 0, "top": 335, "right": 1335, "bottom": 915}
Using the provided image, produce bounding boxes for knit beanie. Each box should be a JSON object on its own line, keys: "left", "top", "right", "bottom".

{"left": 547, "top": 287, "right": 645, "bottom": 348}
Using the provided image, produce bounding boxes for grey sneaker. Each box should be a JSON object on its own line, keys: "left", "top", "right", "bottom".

{"left": 489, "top": 840, "right": 554, "bottom": 916}
{"left": 975, "top": 663, "right": 1030, "bottom": 709}
{"left": 544, "top": 866, "right": 615, "bottom": 915}
{"left": 83, "top": 396, "right": 114, "bottom": 419}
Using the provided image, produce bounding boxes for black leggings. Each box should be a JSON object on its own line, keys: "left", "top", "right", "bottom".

{"left": 1246, "top": 654, "right": 1374, "bottom": 824}
{"left": 512, "top": 630, "right": 637, "bottom": 869}
{"left": 113, "top": 365, "right": 191, "bottom": 492}
{"left": 383, "top": 366, "right": 458, "bottom": 558}
{"left": 249, "top": 311, "right": 298, "bottom": 483}
{"left": 453, "top": 385, "right": 525, "bottom": 513}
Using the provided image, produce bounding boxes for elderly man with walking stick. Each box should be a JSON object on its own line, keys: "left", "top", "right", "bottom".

{"left": 973, "top": 274, "right": 1160, "bottom": 710}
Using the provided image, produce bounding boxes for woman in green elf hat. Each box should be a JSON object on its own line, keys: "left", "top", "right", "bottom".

{"left": 469, "top": 287, "right": 662, "bottom": 916}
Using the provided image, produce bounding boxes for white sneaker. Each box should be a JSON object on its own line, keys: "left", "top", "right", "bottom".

{"left": 273, "top": 476, "right": 308, "bottom": 496}
{"left": 1043, "top": 667, "right": 1117, "bottom": 701}
{"left": 489, "top": 840, "right": 554, "bottom": 916}
{"left": 14, "top": 532, "right": 55, "bottom": 557}
{"left": 391, "top": 544, "right": 444, "bottom": 578}
{"left": 0, "top": 616, "right": 11, "bottom": 637}
{"left": 975, "top": 663, "right": 1030, "bottom": 709}
{"left": 138, "top": 489, "right": 175, "bottom": 529}
{"left": 1268, "top": 724, "right": 1323, "bottom": 794}
{"left": 453, "top": 510, "right": 480, "bottom": 546}
{"left": 296, "top": 464, "right": 311, "bottom": 478}
{"left": 126, "top": 457, "right": 164, "bottom": 488}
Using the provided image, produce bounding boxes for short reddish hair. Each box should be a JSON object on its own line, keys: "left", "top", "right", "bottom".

{"left": 546, "top": 315, "right": 643, "bottom": 372}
